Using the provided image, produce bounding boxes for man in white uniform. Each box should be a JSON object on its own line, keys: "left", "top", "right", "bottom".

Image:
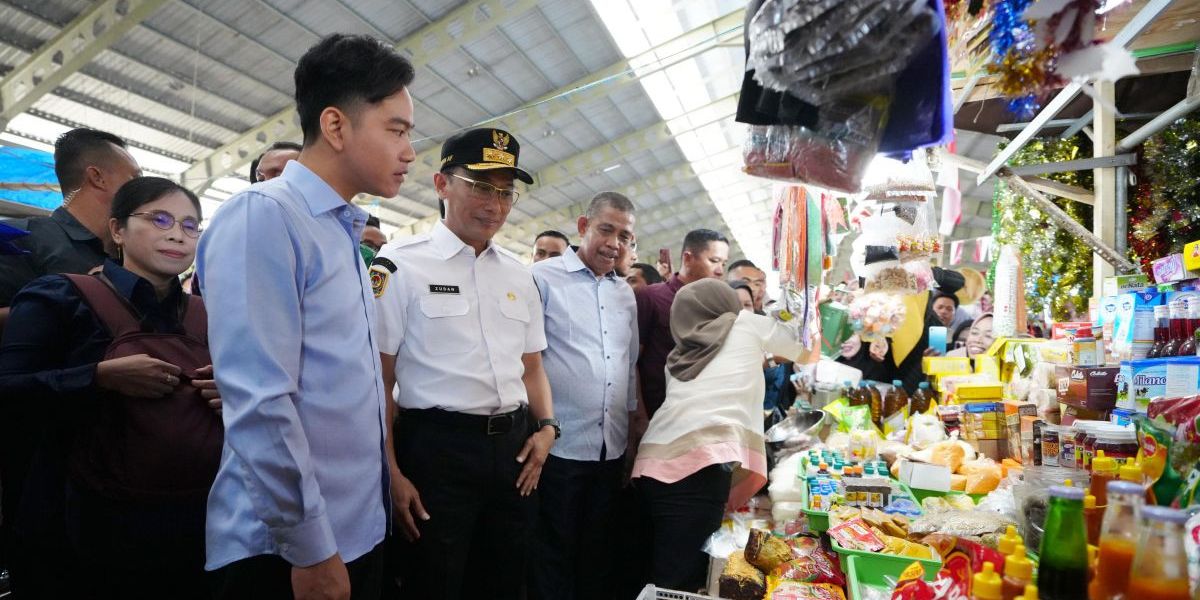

{"left": 371, "top": 128, "right": 558, "bottom": 600}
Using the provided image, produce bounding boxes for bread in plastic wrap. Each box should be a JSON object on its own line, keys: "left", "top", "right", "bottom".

{"left": 907, "top": 509, "right": 1015, "bottom": 539}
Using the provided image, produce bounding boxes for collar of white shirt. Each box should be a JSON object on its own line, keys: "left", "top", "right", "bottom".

{"left": 431, "top": 220, "right": 502, "bottom": 260}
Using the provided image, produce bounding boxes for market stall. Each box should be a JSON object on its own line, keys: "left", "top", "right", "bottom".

{"left": 636, "top": 0, "right": 1200, "bottom": 599}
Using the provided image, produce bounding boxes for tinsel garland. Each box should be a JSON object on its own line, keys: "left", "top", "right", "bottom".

{"left": 1129, "top": 116, "right": 1200, "bottom": 274}
{"left": 990, "top": 136, "right": 1094, "bottom": 320}
{"left": 988, "top": 0, "right": 1042, "bottom": 116}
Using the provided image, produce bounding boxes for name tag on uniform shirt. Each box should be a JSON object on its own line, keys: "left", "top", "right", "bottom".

{"left": 429, "top": 284, "right": 460, "bottom": 295}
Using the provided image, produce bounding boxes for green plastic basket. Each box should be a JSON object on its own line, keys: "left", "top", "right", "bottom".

{"left": 845, "top": 555, "right": 897, "bottom": 600}
{"left": 831, "top": 539, "right": 942, "bottom": 585}
{"left": 796, "top": 478, "right": 831, "bottom": 533}
{"left": 796, "top": 478, "right": 924, "bottom": 533}
{"left": 907, "top": 487, "right": 986, "bottom": 506}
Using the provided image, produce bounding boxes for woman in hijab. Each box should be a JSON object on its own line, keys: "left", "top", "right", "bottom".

{"left": 947, "top": 313, "right": 995, "bottom": 358}
{"left": 632, "top": 279, "right": 804, "bottom": 591}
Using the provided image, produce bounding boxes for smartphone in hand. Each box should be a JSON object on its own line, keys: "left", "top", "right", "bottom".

{"left": 658, "top": 248, "right": 672, "bottom": 276}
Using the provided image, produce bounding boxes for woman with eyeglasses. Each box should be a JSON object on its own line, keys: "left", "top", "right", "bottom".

{"left": 0, "top": 176, "right": 221, "bottom": 599}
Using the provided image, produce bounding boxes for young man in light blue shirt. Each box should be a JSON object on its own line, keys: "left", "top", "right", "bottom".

{"left": 198, "top": 34, "right": 417, "bottom": 600}
{"left": 529, "top": 192, "right": 639, "bottom": 600}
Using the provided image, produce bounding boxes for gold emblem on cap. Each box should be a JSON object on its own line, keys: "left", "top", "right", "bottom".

{"left": 492, "top": 130, "right": 510, "bottom": 151}
{"left": 507, "top": 291, "right": 516, "bottom": 301}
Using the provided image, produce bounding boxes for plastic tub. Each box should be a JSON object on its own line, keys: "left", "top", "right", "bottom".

{"left": 845, "top": 555, "right": 906, "bottom": 600}
{"left": 797, "top": 477, "right": 923, "bottom": 533}
{"left": 907, "top": 487, "right": 985, "bottom": 506}
{"left": 832, "top": 540, "right": 942, "bottom": 584}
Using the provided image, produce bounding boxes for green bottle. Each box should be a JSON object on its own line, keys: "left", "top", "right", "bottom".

{"left": 1038, "top": 485, "right": 1089, "bottom": 600}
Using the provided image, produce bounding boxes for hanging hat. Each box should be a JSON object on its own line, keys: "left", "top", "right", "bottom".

{"left": 956, "top": 267, "right": 986, "bottom": 306}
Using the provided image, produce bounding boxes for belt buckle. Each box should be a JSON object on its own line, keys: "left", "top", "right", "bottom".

{"left": 486, "top": 413, "right": 513, "bottom": 436}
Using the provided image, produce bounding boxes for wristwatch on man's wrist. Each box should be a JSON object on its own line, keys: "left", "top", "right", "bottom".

{"left": 537, "top": 418, "right": 561, "bottom": 439}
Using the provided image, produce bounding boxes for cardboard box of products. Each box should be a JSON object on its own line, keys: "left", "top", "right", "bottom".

{"left": 969, "top": 439, "right": 1010, "bottom": 462}
{"left": 1057, "top": 365, "right": 1120, "bottom": 412}
{"left": 1103, "top": 274, "right": 1150, "bottom": 298}
{"left": 899, "top": 461, "right": 952, "bottom": 493}
{"left": 956, "top": 383, "right": 1004, "bottom": 400}
{"left": 1152, "top": 254, "right": 1199, "bottom": 284}
{"left": 1184, "top": 240, "right": 1200, "bottom": 271}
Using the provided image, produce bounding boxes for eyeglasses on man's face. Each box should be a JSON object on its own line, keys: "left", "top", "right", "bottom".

{"left": 449, "top": 172, "right": 520, "bottom": 205}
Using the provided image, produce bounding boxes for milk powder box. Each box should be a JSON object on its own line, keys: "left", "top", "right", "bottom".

{"left": 1119, "top": 359, "right": 1167, "bottom": 411}
{"left": 1104, "top": 274, "right": 1151, "bottom": 298}
{"left": 1119, "top": 357, "right": 1200, "bottom": 412}
{"left": 1166, "top": 357, "right": 1200, "bottom": 398}
{"left": 1112, "top": 295, "right": 1135, "bottom": 358}
{"left": 1121, "top": 290, "right": 1165, "bottom": 360}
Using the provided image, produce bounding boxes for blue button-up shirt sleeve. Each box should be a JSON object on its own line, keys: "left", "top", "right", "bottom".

{"left": 197, "top": 194, "right": 336, "bottom": 567}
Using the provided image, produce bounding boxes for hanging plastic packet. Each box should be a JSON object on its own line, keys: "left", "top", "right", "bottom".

{"left": 1134, "top": 413, "right": 1186, "bottom": 506}
{"left": 865, "top": 245, "right": 902, "bottom": 265}
{"left": 743, "top": 96, "right": 890, "bottom": 193}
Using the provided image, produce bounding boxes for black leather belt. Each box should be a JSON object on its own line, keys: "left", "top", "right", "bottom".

{"left": 402, "top": 405, "right": 527, "bottom": 436}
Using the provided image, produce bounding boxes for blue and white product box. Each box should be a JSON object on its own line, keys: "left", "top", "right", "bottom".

{"left": 1110, "top": 408, "right": 1138, "bottom": 426}
{"left": 1166, "top": 357, "right": 1200, "bottom": 398}
{"left": 1113, "top": 295, "right": 1134, "bottom": 358}
{"left": 1131, "top": 290, "right": 1166, "bottom": 359}
{"left": 1119, "top": 359, "right": 1168, "bottom": 411}
{"left": 1119, "top": 357, "right": 1200, "bottom": 411}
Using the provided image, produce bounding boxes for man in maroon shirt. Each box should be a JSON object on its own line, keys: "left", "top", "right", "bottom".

{"left": 633, "top": 229, "right": 730, "bottom": 419}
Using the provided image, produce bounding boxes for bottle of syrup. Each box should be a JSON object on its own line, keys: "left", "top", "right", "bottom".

{"left": 1038, "top": 486, "right": 1089, "bottom": 600}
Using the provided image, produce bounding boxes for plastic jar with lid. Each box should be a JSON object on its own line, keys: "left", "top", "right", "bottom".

{"left": 1094, "top": 429, "right": 1138, "bottom": 465}
{"left": 1059, "top": 426, "right": 1077, "bottom": 469}
{"left": 1072, "top": 422, "right": 1106, "bottom": 469}
{"left": 1041, "top": 425, "right": 1061, "bottom": 467}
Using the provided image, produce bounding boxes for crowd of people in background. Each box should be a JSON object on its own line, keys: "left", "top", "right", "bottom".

{"left": 0, "top": 33, "right": 809, "bottom": 600}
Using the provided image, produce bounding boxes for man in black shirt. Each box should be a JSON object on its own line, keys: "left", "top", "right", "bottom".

{"left": 0, "top": 128, "right": 140, "bottom": 323}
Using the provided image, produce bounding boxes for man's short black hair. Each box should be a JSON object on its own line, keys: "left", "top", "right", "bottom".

{"left": 933, "top": 290, "right": 961, "bottom": 308}
{"left": 366, "top": 215, "right": 381, "bottom": 228}
{"left": 727, "top": 259, "right": 759, "bottom": 273}
{"left": 586, "top": 191, "right": 635, "bottom": 219}
{"left": 249, "top": 141, "right": 303, "bottom": 183}
{"left": 630, "top": 263, "right": 665, "bottom": 285}
{"left": 681, "top": 228, "right": 728, "bottom": 256}
{"left": 294, "top": 34, "right": 416, "bottom": 145}
{"left": 54, "top": 128, "right": 127, "bottom": 194}
{"left": 535, "top": 230, "right": 570, "bottom": 245}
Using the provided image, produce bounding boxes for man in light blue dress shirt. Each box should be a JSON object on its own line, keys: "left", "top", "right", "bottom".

{"left": 197, "top": 34, "right": 417, "bottom": 600}
{"left": 529, "top": 192, "right": 639, "bottom": 600}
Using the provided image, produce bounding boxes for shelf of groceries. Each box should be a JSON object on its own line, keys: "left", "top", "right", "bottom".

{"left": 658, "top": 268, "right": 1200, "bottom": 600}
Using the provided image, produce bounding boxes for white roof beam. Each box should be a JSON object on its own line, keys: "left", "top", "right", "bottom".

{"left": 0, "top": 0, "right": 168, "bottom": 129}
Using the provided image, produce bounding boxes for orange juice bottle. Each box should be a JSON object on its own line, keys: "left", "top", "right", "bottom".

{"left": 1089, "top": 481, "right": 1143, "bottom": 600}
{"left": 1126, "top": 506, "right": 1191, "bottom": 600}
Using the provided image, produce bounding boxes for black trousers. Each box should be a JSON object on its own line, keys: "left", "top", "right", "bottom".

{"left": 393, "top": 407, "right": 537, "bottom": 600}
{"left": 529, "top": 454, "right": 623, "bottom": 600}
{"left": 639, "top": 464, "right": 732, "bottom": 593}
{"left": 209, "top": 543, "right": 384, "bottom": 600}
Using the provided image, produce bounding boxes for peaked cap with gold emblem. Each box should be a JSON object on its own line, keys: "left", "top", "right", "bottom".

{"left": 439, "top": 127, "right": 534, "bottom": 184}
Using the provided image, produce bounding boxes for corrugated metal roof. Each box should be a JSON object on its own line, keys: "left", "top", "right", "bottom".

{"left": 0, "top": 0, "right": 802, "bottom": 257}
